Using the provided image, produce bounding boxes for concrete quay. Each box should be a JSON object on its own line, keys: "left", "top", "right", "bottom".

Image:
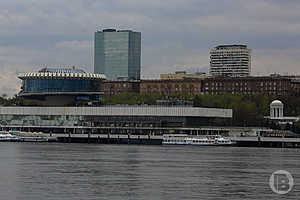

{"left": 46, "top": 133, "right": 300, "bottom": 148}
{"left": 55, "top": 134, "right": 162, "bottom": 145}
{"left": 232, "top": 136, "right": 300, "bottom": 148}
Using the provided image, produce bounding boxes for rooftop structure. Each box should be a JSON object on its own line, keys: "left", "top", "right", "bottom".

{"left": 160, "top": 71, "right": 207, "bottom": 80}
{"left": 18, "top": 67, "right": 106, "bottom": 80}
{"left": 38, "top": 67, "right": 85, "bottom": 73}
{"left": 214, "top": 45, "right": 248, "bottom": 50}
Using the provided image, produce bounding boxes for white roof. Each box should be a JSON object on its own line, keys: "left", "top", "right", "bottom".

{"left": 0, "top": 106, "right": 232, "bottom": 118}
{"left": 271, "top": 100, "right": 283, "bottom": 106}
{"left": 18, "top": 72, "right": 106, "bottom": 80}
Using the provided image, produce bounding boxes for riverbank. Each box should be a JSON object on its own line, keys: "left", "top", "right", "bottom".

{"left": 49, "top": 133, "right": 300, "bottom": 148}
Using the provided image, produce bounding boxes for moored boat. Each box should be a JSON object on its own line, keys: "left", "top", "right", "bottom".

{"left": 9, "top": 130, "right": 49, "bottom": 142}
{"left": 163, "top": 135, "right": 236, "bottom": 146}
{"left": 0, "top": 131, "right": 20, "bottom": 142}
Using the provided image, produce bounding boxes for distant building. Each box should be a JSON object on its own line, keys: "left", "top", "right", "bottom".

{"left": 202, "top": 76, "right": 291, "bottom": 96}
{"left": 160, "top": 71, "right": 206, "bottom": 80}
{"left": 140, "top": 79, "right": 202, "bottom": 95}
{"left": 210, "top": 45, "right": 251, "bottom": 77}
{"left": 102, "top": 80, "right": 140, "bottom": 96}
{"left": 140, "top": 76, "right": 292, "bottom": 96}
{"left": 18, "top": 67, "right": 106, "bottom": 106}
{"left": 94, "top": 29, "right": 141, "bottom": 80}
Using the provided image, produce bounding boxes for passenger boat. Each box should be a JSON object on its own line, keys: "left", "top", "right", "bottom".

{"left": 162, "top": 135, "right": 236, "bottom": 146}
{"left": 8, "top": 130, "right": 49, "bottom": 142}
{"left": 0, "top": 131, "right": 20, "bottom": 142}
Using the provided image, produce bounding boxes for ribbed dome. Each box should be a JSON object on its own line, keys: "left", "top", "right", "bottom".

{"left": 38, "top": 67, "right": 85, "bottom": 74}
{"left": 270, "top": 100, "right": 283, "bottom": 106}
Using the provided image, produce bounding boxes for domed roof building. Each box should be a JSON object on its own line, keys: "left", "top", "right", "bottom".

{"left": 270, "top": 100, "right": 284, "bottom": 118}
{"left": 18, "top": 67, "right": 106, "bottom": 106}
{"left": 265, "top": 99, "right": 299, "bottom": 125}
{"left": 270, "top": 100, "right": 283, "bottom": 106}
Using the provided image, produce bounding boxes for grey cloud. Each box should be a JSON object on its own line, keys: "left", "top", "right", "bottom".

{"left": 1, "top": 0, "right": 300, "bottom": 95}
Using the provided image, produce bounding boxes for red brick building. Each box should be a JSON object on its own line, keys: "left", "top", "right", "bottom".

{"left": 202, "top": 76, "right": 291, "bottom": 96}
{"left": 101, "top": 80, "right": 140, "bottom": 96}
{"left": 101, "top": 76, "right": 294, "bottom": 97}
{"left": 290, "top": 77, "right": 300, "bottom": 94}
{"left": 140, "top": 79, "right": 202, "bottom": 95}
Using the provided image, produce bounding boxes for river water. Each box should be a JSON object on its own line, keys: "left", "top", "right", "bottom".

{"left": 0, "top": 143, "right": 299, "bottom": 200}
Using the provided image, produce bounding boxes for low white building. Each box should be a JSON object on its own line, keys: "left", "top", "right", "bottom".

{"left": 0, "top": 106, "right": 232, "bottom": 128}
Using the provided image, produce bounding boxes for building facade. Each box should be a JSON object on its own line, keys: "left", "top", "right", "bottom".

{"left": 160, "top": 71, "right": 207, "bottom": 80}
{"left": 0, "top": 106, "right": 232, "bottom": 131}
{"left": 140, "top": 79, "right": 202, "bottom": 95}
{"left": 94, "top": 29, "right": 141, "bottom": 80}
{"left": 210, "top": 45, "right": 251, "bottom": 77}
{"left": 139, "top": 76, "right": 292, "bottom": 96}
{"left": 202, "top": 76, "right": 291, "bottom": 96}
{"left": 18, "top": 67, "right": 106, "bottom": 106}
{"left": 101, "top": 80, "right": 140, "bottom": 96}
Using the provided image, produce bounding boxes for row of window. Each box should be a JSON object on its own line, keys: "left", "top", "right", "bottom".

{"left": 145, "top": 88, "right": 199, "bottom": 92}
{"left": 206, "top": 87, "right": 286, "bottom": 91}
{"left": 22, "top": 79, "right": 101, "bottom": 93}
{"left": 206, "top": 91, "right": 287, "bottom": 95}
{"left": 205, "top": 82, "right": 286, "bottom": 86}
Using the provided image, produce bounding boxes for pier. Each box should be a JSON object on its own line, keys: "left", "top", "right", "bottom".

{"left": 2, "top": 124, "right": 300, "bottom": 148}
{"left": 56, "top": 134, "right": 162, "bottom": 145}
{"left": 234, "top": 136, "right": 300, "bottom": 148}
{"left": 44, "top": 133, "right": 300, "bottom": 148}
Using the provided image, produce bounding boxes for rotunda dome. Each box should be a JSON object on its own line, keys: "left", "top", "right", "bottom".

{"left": 270, "top": 100, "right": 283, "bottom": 106}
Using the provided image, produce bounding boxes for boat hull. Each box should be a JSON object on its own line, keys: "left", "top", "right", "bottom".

{"left": 162, "top": 135, "right": 236, "bottom": 146}
{"left": 162, "top": 142, "right": 236, "bottom": 146}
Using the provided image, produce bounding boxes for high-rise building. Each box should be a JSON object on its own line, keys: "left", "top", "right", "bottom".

{"left": 94, "top": 29, "right": 141, "bottom": 80}
{"left": 210, "top": 45, "right": 251, "bottom": 77}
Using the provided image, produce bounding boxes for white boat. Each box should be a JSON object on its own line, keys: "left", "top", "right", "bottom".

{"left": 10, "top": 131, "right": 49, "bottom": 142}
{"left": 162, "top": 135, "right": 236, "bottom": 146}
{"left": 17, "top": 136, "right": 49, "bottom": 142}
{"left": 0, "top": 131, "right": 20, "bottom": 142}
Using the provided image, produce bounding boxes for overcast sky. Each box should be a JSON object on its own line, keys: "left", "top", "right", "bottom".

{"left": 1, "top": 0, "right": 300, "bottom": 96}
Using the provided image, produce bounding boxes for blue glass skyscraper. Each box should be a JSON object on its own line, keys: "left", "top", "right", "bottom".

{"left": 94, "top": 29, "right": 141, "bottom": 80}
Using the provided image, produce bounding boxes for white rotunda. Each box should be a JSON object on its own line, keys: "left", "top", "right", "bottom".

{"left": 270, "top": 100, "right": 284, "bottom": 118}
